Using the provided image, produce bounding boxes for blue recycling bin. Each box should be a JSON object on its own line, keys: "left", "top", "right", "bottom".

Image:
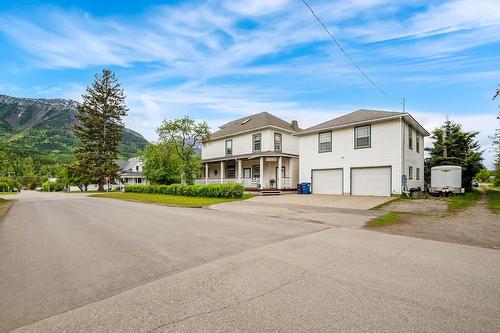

{"left": 300, "top": 182, "right": 311, "bottom": 194}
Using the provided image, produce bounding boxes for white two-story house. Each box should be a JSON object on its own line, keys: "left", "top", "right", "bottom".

{"left": 198, "top": 112, "right": 301, "bottom": 189}
{"left": 198, "top": 109, "right": 429, "bottom": 196}
{"left": 297, "top": 109, "right": 429, "bottom": 196}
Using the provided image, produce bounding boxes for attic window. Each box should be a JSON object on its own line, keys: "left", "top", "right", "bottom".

{"left": 241, "top": 118, "right": 251, "bottom": 125}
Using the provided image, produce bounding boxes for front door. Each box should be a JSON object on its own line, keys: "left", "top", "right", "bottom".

{"left": 275, "top": 166, "right": 285, "bottom": 189}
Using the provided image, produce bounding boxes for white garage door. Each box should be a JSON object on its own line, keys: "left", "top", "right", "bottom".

{"left": 312, "top": 169, "right": 343, "bottom": 195}
{"left": 351, "top": 167, "right": 391, "bottom": 196}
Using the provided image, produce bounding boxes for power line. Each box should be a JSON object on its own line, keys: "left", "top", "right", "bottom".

{"left": 301, "top": 0, "right": 404, "bottom": 107}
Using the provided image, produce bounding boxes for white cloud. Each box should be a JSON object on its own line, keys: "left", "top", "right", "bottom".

{"left": 224, "top": 0, "right": 289, "bottom": 16}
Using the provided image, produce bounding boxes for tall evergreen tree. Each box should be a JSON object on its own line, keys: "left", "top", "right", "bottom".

{"left": 73, "top": 70, "right": 128, "bottom": 191}
{"left": 425, "top": 119, "right": 483, "bottom": 190}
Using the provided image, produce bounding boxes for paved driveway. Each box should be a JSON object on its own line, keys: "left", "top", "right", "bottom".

{"left": 248, "top": 193, "right": 393, "bottom": 209}
{"left": 2, "top": 191, "right": 500, "bottom": 332}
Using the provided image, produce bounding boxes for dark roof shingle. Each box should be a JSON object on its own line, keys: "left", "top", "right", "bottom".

{"left": 302, "top": 109, "right": 405, "bottom": 133}
{"left": 211, "top": 112, "right": 300, "bottom": 139}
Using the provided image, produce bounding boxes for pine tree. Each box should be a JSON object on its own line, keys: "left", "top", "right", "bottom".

{"left": 73, "top": 70, "right": 128, "bottom": 191}
{"left": 425, "top": 120, "right": 484, "bottom": 190}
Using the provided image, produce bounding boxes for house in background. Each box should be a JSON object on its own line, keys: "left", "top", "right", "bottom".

{"left": 197, "top": 109, "right": 429, "bottom": 196}
{"left": 117, "top": 157, "right": 148, "bottom": 186}
{"left": 297, "top": 109, "right": 429, "bottom": 196}
{"left": 197, "top": 112, "right": 301, "bottom": 189}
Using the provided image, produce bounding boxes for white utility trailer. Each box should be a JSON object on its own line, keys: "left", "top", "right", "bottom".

{"left": 429, "top": 165, "right": 464, "bottom": 195}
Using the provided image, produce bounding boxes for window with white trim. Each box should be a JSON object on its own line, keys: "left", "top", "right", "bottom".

{"left": 416, "top": 167, "right": 420, "bottom": 180}
{"left": 409, "top": 166, "right": 413, "bottom": 180}
{"left": 274, "top": 132, "right": 282, "bottom": 152}
{"left": 225, "top": 139, "right": 232, "bottom": 156}
{"left": 354, "top": 125, "right": 371, "bottom": 148}
{"left": 409, "top": 127, "right": 413, "bottom": 150}
{"left": 243, "top": 168, "right": 251, "bottom": 178}
{"left": 253, "top": 133, "right": 261, "bottom": 152}
{"left": 318, "top": 131, "right": 332, "bottom": 153}
{"left": 416, "top": 133, "right": 420, "bottom": 153}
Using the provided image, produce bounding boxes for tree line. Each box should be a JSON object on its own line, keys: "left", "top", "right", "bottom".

{"left": 0, "top": 71, "right": 498, "bottom": 191}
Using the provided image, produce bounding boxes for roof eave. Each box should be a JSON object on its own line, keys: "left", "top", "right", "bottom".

{"left": 294, "top": 114, "right": 405, "bottom": 136}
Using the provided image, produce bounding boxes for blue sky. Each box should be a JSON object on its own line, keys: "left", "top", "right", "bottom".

{"left": 0, "top": 0, "right": 499, "bottom": 166}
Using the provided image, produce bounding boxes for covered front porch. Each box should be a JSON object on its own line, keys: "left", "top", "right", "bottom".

{"left": 195, "top": 155, "right": 299, "bottom": 190}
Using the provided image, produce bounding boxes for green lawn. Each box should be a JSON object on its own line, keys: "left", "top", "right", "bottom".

{"left": 367, "top": 212, "right": 401, "bottom": 226}
{"left": 446, "top": 190, "right": 481, "bottom": 212}
{"left": 0, "top": 192, "right": 17, "bottom": 195}
{"left": 89, "top": 192, "right": 255, "bottom": 207}
{"left": 0, "top": 198, "right": 12, "bottom": 220}
{"left": 485, "top": 187, "right": 500, "bottom": 213}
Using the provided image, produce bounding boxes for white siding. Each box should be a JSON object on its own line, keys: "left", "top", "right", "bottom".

{"left": 403, "top": 121, "right": 425, "bottom": 190}
{"left": 299, "top": 119, "right": 403, "bottom": 195}
{"left": 202, "top": 129, "right": 298, "bottom": 160}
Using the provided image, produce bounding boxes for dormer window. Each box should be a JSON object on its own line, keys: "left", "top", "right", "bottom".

{"left": 225, "top": 139, "right": 233, "bottom": 156}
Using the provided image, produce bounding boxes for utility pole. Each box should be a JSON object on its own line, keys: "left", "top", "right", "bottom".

{"left": 443, "top": 115, "right": 448, "bottom": 158}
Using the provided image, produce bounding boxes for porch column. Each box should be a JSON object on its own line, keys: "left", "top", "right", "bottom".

{"left": 220, "top": 161, "right": 224, "bottom": 184}
{"left": 205, "top": 163, "right": 209, "bottom": 185}
{"left": 237, "top": 159, "right": 242, "bottom": 184}
{"left": 259, "top": 156, "right": 264, "bottom": 188}
{"left": 278, "top": 156, "right": 283, "bottom": 190}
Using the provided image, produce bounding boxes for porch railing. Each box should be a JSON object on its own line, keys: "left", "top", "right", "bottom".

{"left": 195, "top": 178, "right": 293, "bottom": 189}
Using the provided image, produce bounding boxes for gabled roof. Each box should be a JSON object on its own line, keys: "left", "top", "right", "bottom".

{"left": 298, "top": 109, "right": 429, "bottom": 136}
{"left": 303, "top": 109, "right": 404, "bottom": 132}
{"left": 211, "top": 112, "right": 300, "bottom": 140}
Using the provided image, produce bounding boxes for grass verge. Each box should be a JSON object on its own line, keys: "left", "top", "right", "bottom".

{"left": 366, "top": 212, "right": 401, "bottom": 226}
{"left": 0, "top": 192, "right": 17, "bottom": 195}
{"left": 446, "top": 190, "right": 481, "bottom": 212}
{"left": 0, "top": 198, "right": 13, "bottom": 220}
{"left": 89, "top": 192, "right": 255, "bottom": 207}
{"left": 485, "top": 187, "right": 500, "bottom": 213}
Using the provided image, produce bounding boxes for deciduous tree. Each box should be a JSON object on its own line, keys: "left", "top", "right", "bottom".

{"left": 156, "top": 117, "right": 210, "bottom": 184}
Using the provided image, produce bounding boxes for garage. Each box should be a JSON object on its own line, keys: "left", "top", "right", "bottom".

{"left": 351, "top": 167, "right": 391, "bottom": 196}
{"left": 311, "top": 169, "right": 343, "bottom": 195}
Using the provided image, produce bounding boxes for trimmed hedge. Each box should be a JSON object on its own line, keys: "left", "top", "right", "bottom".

{"left": 124, "top": 183, "right": 245, "bottom": 199}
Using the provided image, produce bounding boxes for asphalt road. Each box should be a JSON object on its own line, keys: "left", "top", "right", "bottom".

{"left": 1, "top": 191, "right": 500, "bottom": 332}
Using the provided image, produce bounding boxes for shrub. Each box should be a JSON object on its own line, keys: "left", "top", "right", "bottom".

{"left": 0, "top": 177, "right": 21, "bottom": 192}
{"left": 493, "top": 179, "right": 500, "bottom": 187}
{"left": 41, "top": 180, "right": 65, "bottom": 192}
{"left": 124, "top": 183, "right": 245, "bottom": 198}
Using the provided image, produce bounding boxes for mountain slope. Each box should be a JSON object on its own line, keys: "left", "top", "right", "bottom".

{"left": 0, "top": 94, "right": 149, "bottom": 158}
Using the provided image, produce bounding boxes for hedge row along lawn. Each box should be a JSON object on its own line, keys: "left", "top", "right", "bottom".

{"left": 486, "top": 187, "right": 500, "bottom": 213}
{"left": 90, "top": 192, "right": 255, "bottom": 207}
{"left": 124, "top": 183, "right": 245, "bottom": 199}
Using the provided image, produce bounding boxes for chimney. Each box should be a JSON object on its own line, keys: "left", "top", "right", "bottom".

{"left": 291, "top": 120, "right": 299, "bottom": 130}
